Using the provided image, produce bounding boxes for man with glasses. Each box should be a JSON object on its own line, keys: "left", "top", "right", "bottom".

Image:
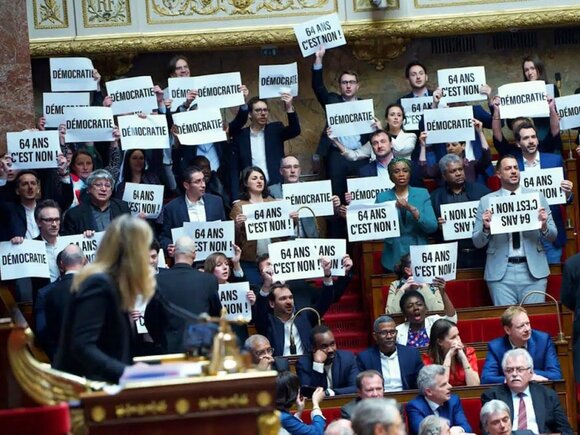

{"left": 356, "top": 315, "right": 423, "bottom": 391}
{"left": 481, "top": 348, "right": 573, "bottom": 434}
{"left": 244, "top": 334, "right": 288, "bottom": 371}
{"left": 481, "top": 306, "right": 561, "bottom": 384}
{"left": 63, "top": 169, "right": 129, "bottom": 235}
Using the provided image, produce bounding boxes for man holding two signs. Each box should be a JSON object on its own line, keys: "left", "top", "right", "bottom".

{"left": 472, "top": 155, "right": 557, "bottom": 306}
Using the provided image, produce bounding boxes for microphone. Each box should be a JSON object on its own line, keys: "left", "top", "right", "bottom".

{"left": 520, "top": 291, "right": 567, "bottom": 345}
{"left": 288, "top": 307, "right": 321, "bottom": 355}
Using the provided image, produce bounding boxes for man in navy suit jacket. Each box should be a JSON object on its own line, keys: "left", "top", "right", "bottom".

{"left": 159, "top": 166, "right": 226, "bottom": 253}
{"left": 296, "top": 325, "right": 358, "bottom": 395}
{"left": 481, "top": 306, "right": 562, "bottom": 384}
{"left": 356, "top": 315, "right": 423, "bottom": 391}
{"left": 406, "top": 364, "right": 472, "bottom": 435}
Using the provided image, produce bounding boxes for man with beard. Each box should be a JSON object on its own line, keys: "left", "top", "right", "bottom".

{"left": 296, "top": 325, "right": 358, "bottom": 396}
{"left": 358, "top": 130, "right": 394, "bottom": 179}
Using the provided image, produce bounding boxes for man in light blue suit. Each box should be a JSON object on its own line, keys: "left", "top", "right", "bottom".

{"left": 472, "top": 155, "right": 557, "bottom": 306}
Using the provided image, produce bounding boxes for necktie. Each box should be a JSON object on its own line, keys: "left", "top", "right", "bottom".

{"left": 511, "top": 192, "right": 521, "bottom": 250}
{"left": 517, "top": 392, "right": 527, "bottom": 430}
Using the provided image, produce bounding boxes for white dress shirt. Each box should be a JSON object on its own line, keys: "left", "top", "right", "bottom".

{"left": 282, "top": 318, "right": 303, "bottom": 356}
{"left": 380, "top": 350, "right": 403, "bottom": 392}
{"left": 185, "top": 195, "right": 206, "bottom": 222}
{"left": 24, "top": 205, "right": 39, "bottom": 239}
{"left": 511, "top": 387, "right": 539, "bottom": 433}
{"left": 250, "top": 128, "right": 270, "bottom": 182}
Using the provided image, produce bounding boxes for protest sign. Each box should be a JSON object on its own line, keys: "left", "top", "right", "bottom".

{"left": 106, "top": 76, "right": 157, "bottom": 115}
{"left": 555, "top": 93, "right": 580, "bottom": 130}
{"left": 64, "top": 106, "right": 114, "bottom": 143}
{"left": 347, "top": 176, "right": 393, "bottom": 205}
{"left": 171, "top": 227, "right": 185, "bottom": 244}
{"left": 118, "top": 114, "right": 169, "bottom": 150}
{"left": 346, "top": 202, "right": 400, "bottom": 242}
{"left": 423, "top": 106, "right": 475, "bottom": 145}
{"left": 43, "top": 92, "right": 90, "bottom": 128}
{"left": 283, "top": 180, "right": 334, "bottom": 217}
{"left": 546, "top": 84, "right": 555, "bottom": 99}
{"left": 259, "top": 63, "right": 299, "bottom": 99}
{"left": 50, "top": 57, "right": 97, "bottom": 92}
{"left": 122, "top": 183, "right": 165, "bottom": 218}
{"left": 56, "top": 232, "right": 105, "bottom": 263}
{"left": 182, "top": 221, "right": 235, "bottom": 261}
{"left": 7, "top": 130, "right": 60, "bottom": 170}
{"left": 167, "top": 77, "right": 196, "bottom": 111}
{"left": 0, "top": 240, "right": 50, "bottom": 280}
{"left": 192, "top": 72, "right": 244, "bottom": 109}
{"left": 440, "top": 201, "right": 479, "bottom": 241}
{"left": 172, "top": 109, "right": 226, "bottom": 145}
{"left": 521, "top": 167, "right": 566, "bottom": 206}
{"left": 134, "top": 294, "right": 148, "bottom": 334}
{"left": 400, "top": 96, "right": 432, "bottom": 131}
{"left": 326, "top": 99, "right": 375, "bottom": 138}
{"left": 410, "top": 242, "right": 458, "bottom": 284}
{"left": 497, "top": 81, "right": 549, "bottom": 119}
{"left": 293, "top": 13, "right": 346, "bottom": 57}
{"left": 269, "top": 238, "right": 346, "bottom": 282}
{"left": 219, "top": 282, "right": 252, "bottom": 322}
{"left": 437, "top": 66, "right": 486, "bottom": 104}
{"left": 242, "top": 200, "right": 295, "bottom": 240}
{"left": 489, "top": 192, "right": 541, "bottom": 235}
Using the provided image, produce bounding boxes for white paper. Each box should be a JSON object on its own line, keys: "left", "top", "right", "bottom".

{"left": 346, "top": 202, "right": 400, "bottom": 242}
{"left": 423, "top": 106, "right": 475, "bottom": 145}
{"left": 242, "top": 200, "right": 295, "bottom": 241}
{"left": 106, "top": 76, "right": 158, "bottom": 115}
{"left": 283, "top": 180, "right": 334, "bottom": 217}
{"left": 167, "top": 77, "right": 197, "bottom": 111}
{"left": 122, "top": 183, "right": 165, "bottom": 218}
{"left": 43, "top": 92, "right": 90, "bottom": 128}
{"left": 326, "top": 99, "right": 376, "bottom": 138}
{"left": 64, "top": 106, "right": 115, "bottom": 143}
{"left": 555, "top": 94, "right": 580, "bottom": 130}
{"left": 192, "top": 72, "right": 244, "bottom": 109}
{"left": 497, "top": 81, "right": 549, "bottom": 119}
{"left": 219, "top": 282, "right": 252, "bottom": 322}
{"left": 118, "top": 114, "right": 170, "bottom": 150}
{"left": 521, "top": 167, "right": 566, "bottom": 206}
{"left": 440, "top": 201, "right": 479, "bottom": 241}
{"left": 56, "top": 232, "right": 105, "bottom": 263}
{"left": 182, "top": 221, "right": 235, "bottom": 261}
{"left": 7, "top": 130, "right": 60, "bottom": 170}
{"left": 50, "top": 57, "right": 98, "bottom": 92}
{"left": 293, "top": 13, "right": 346, "bottom": 57}
{"left": 437, "top": 66, "right": 486, "bottom": 104}
{"left": 489, "top": 192, "right": 542, "bottom": 235}
{"left": 172, "top": 109, "right": 226, "bottom": 146}
{"left": 347, "top": 176, "right": 393, "bottom": 205}
{"left": 410, "top": 242, "right": 458, "bottom": 284}
{"left": 0, "top": 240, "right": 50, "bottom": 280}
{"left": 400, "top": 96, "right": 433, "bottom": 131}
{"left": 259, "top": 63, "right": 299, "bottom": 99}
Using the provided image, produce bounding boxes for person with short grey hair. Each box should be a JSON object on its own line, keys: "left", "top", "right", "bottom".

{"left": 324, "top": 419, "right": 353, "bottom": 435}
{"left": 244, "top": 334, "right": 288, "bottom": 372}
{"left": 418, "top": 415, "right": 450, "bottom": 435}
{"left": 501, "top": 348, "right": 534, "bottom": 372}
{"left": 351, "top": 398, "right": 404, "bottom": 435}
{"left": 480, "top": 400, "right": 534, "bottom": 435}
{"left": 416, "top": 364, "right": 446, "bottom": 395}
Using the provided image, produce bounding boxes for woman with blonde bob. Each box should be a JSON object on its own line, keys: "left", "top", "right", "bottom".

{"left": 54, "top": 215, "right": 155, "bottom": 383}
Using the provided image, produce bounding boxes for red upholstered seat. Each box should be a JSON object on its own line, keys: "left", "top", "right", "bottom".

{"left": 299, "top": 407, "right": 342, "bottom": 424}
{"left": 461, "top": 398, "right": 483, "bottom": 435}
{"left": 458, "top": 313, "right": 560, "bottom": 343}
{"left": 0, "top": 403, "right": 70, "bottom": 435}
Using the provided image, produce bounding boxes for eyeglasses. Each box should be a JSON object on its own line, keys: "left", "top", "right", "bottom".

{"left": 254, "top": 347, "right": 274, "bottom": 358}
{"left": 504, "top": 366, "right": 531, "bottom": 374}
{"left": 376, "top": 329, "right": 397, "bottom": 337}
{"left": 341, "top": 80, "right": 358, "bottom": 86}
{"left": 92, "top": 182, "right": 112, "bottom": 189}
{"left": 40, "top": 217, "right": 61, "bottom": 224}
{"left": 253, "top": 108, "right": 269, "bottom": 113}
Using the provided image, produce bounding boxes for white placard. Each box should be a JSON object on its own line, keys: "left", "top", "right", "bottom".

{"left": 423, "top": 106, "right": 475, "bottom": 145}
{"left": 167, "top": 77, "right": 197, "bottom": 111}
{"left": 172, "top": 109, "right": 226, "bottom": 146}
{"left": 293, "top": 13, "right": 346, "bottom": 57}
{"left": 326, "top": 99, "right": 376, "bottom": 138}
{"left": 283, "top": 180, "right": 334, "bottom": 217}
{"left": 7, "top": 130, "right": 60, "bottom": 170}
{"left": 400, "top": 96, "right": 433, "bottom": 131}
{"left": 106, "top": 76, "right": 157, "bottom": 115}
{"left": 489, "top": 192, "right": 542, "bottom": 235}
{"left": 171, "top": 227, "right": 185, "bottom": 244}
{"left": 64, "top": 106, "right": 115, "bottom": 143}
{"left": 118, "top": 114, "right": 170, "bottom": 150}
{"left": 521, "top": 168, "right": 566, "bottom": 206}
{"left": 346, "top": 202, "right": 400, "bottom": 242}
{"left": 50, "top": 57, "right": 97, "bottom": 92}
{"left": 122, "top": 183, "right": 165, "bottom": 218}
{"left": 134, "top": 294, "right": 149, "bottom": 334}
{"left": 555, "top": 94, "right": 580, "bottom": 130}
{"left": 347, "top": 176, "right": 393, "bottom": 205}
{"left": 182, "top": 220, "right": 235, "bottom": 261}
{"left": 546, "top": 84, "right": 555, "bottom": 99}
{"left": 219, "top": 282, "right": 252, "bottom": 322}
{"left": 410, "top": 242, "right": 458, "bottom": 284}
{"left": 259, "top": 63, "right": 299, "bottom": 99}
{"left": 440, "top": 201, "right": 479, "bottom": 241}
{"left": 437, "top": 66, "right": 486, "bottom": 104}
{"left": 242, "top": 201, "right": 295, "bottom": 241}
{"left": 0, "top": 240, "right": 50, "bottom": 280}
{"left": 192, "top": 72, "right": 244, "bottom": 109}
{"left": 56, "top": 232, "right": 105, "bottom": 263}
{"left": 269, "top": 238, "right": 346, "bottom": 282}
{"left": 43, "top": 92, "right": 90, "bottom": 128}
{"left": 497, "top": 81, "right": 549, "bottom": 119}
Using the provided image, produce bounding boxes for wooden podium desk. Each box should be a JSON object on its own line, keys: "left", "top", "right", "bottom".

{"left": 81, "top": 371, "right": 278, "bottom": 435}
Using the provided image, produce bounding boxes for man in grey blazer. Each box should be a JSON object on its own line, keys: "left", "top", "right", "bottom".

{"left": 472, "top": 155, "right": 556, "bottom": 306}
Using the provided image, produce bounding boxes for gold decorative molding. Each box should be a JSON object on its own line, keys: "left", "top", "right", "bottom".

{"left": 82, "top": 0, "right": 131, "bottom": 28}
{"left": 30, "top": 6, "right": 580, "bottom": 57}
{"left": 32, "top": 0, "right": 69, "bottom": 29}
{"left": 351, "top": 36, "right": 409, "bottom": 70}
{"left": 92, "top": 53, "right": 137, "bottom": 81}
{"left": 353, "top": 0, "right": 399, "bottom": 13}
{"left": 414, "top": 0, "right": 525, "bottom": 8}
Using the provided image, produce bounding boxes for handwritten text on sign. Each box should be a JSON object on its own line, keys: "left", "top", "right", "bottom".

{"left": 118, "top": 114, "right": 169, "bottom": 150}
{"left": 0, "top": 240, "right": 50, "bottom": 280}
{"left": 437, "top": 66, "right": 486, "bottom": 104}
{"left": 242, "top": 200, "right": 295, "bottom": 241}
{"left": 219, "top": 282, "right": 252, "bottom": 322}
{"left": 555, "top": 93, "right": 580, "bottom": 130}
{"left": 440, "top": 201, "right": 479, "bottom": 241}
{"left": 182, "top": 220, "right": 235, "bottom": 261}
{"left": 283, "top": 180, "right": 334, "bottom": 217}
{"left": 172, "top": 108, "right": 226, "bottom": 146}
{"left": 521, "top": 167, "right": 566, "bottom": 206}
{"left": 326, "top": 99, "right": 376, "bottom": 138}
{"left": 346, "top": 202, "right": 400, "bottom": 242}
{"left": 56, "top": 232, "right": 105, "bottom": 264}
{"left": 50, "top": 57, "right": 97, "bottom": 92}
{"left": 423, "top": 105, "right": 475, "bottom": 145}
{"left": 7, "top": 130, "right": 60, "bottom": 170}
{"left": 269, "top": 238, "right": 346, "bottom": 282}
{"left": 489, "top": 192, "right": 542, "bottom": 235}
{"left": 293, "top": 13, "right": 346, "bottom": 57}
{"left": 64, "top": 106, "right": 115, "bottom": 143}
{"left": 347, "top": 176, "right": 393, "bottom": 204}
{"left": 259, "top": 62, "right": 299, "bottom": 99}
{"left": 410, "top": 242, "right": 458, "bottom": 284}
{"left": 43, "top": 92, "right": 90, "bottom": 128}
{"left": 106, "top": 76, "right": 157, "bottom": 115}
{"left": 122, "top": 183, "right": 165, "bottom": 219}
{"left": 400, "top": 96, "right": 432, "bottom": 131}
{"left": 497, "top": 81, "right": 549, "bottom": 119}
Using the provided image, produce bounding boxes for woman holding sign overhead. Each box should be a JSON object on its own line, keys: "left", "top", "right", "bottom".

{"left": 375, "top": 158, "right": 438, "bottom": 272}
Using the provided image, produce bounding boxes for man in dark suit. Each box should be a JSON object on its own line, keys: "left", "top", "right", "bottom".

{"left": 398, "top": 61, "right": 432, "bottom": 103}
{"left": 357, "top": 130, "right": 394, "bottom": 180}
{"left": 480, "top": 400, "right": 535, "bottom": 435}
{"left": 406, "top": 364, "right": 473, "bottom": 435}
{"left": 0, "top": 170, "right": 40, "bottom": 242}
{"left": 340, "top": 370, "right": 384, "bottom": 420}
{"left": 159, "top": 165, "right": 226, "bottom": 254}
{"left": 62, "top": 169, "right": 130, "bottom": 236}
{"left": 561, "top": 253, "right": 580, "bottom": 381}
{"left": 145, "top": 236, "right": 221, "bottom": 354}
{"left": 356, "top": 315, "right": 423, "bottom": 391}
{"left": 244, "top": 334, "right": 289, "bottom": 372}
{"left": 230, "top": 94, "right": 300, "bottom": 201}
{"left": 481, "top": 349, "right": 573, "bottom": 434}
{"left": 296, "top": 325, "right": 358, "bottom": 396}
{"left": 481, "top": 306, "right": 562, "bottom": 384}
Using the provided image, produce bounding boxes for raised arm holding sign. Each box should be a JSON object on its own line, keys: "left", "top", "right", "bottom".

{"left": 293, "top": 13, "right": 346, "bottom": 57}
{"left": 497, "top": 81, "right": 549, "bottom": 119}
{"left": 7, "top": 130, "right": 60, "bottom": 170}
{"left": 259, "top": 63, "right": 299, "bottom": 99}
{"left": 106, "top": 76, "right": 158, "bottom": 115}
{"left": 43, "top": 92, "right": 90, "bottom": 128}
{"left": 50, "top": 57, "right": 98, "bottom": 92}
